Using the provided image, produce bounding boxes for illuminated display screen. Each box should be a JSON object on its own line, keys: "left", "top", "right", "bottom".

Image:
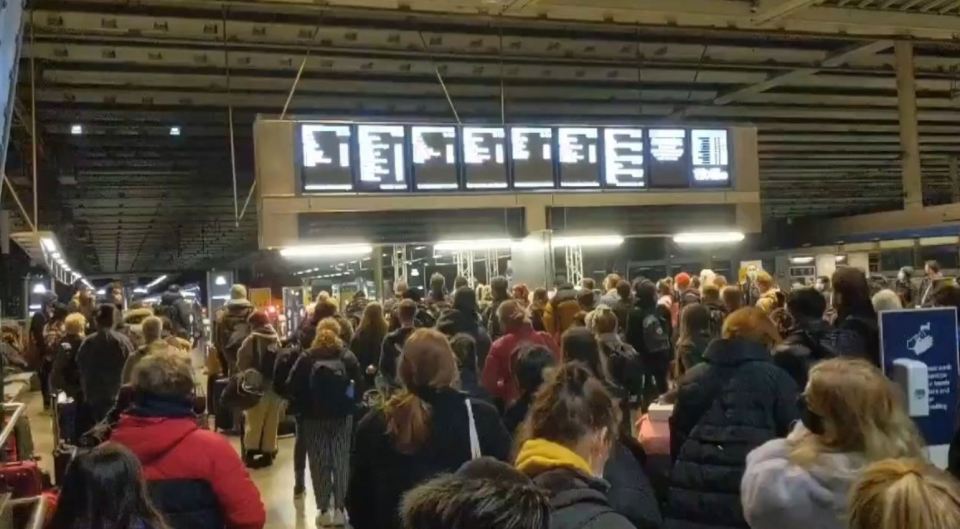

{"left": 648, "top": 129, "right": 689, "bottom": 188}
{"left": 462, "top": 127, "right": 508, "bottom": 189}
{"left": 301, "top": 124, "right": 353, "bottom": 191}
{"left": 604, "top": 128, "right": 645, "bottom": 188}
{"left": 357, "top": 125, "right": 406, "bottom": 191}
{"left": 295, "top": 122, "right": 731, "bottom": 193}
{"left": 691, "top": 129, "right": 730, "bottom": 184}
{"left": 511, "top": 127, "right": 554, "bottom": 188}
{"left": 411, "top": 126, "right": 459, "bottom": 190}
{"left": 558, "top": 127, "right": 600, "bottom": 188}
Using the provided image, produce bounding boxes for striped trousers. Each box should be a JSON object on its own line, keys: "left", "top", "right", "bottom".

{"left": 299, "top": 416, "right": 353, "bottom": 511}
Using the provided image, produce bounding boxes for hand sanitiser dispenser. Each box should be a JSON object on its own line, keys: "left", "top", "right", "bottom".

{"left": 892, "top": 358, "right": 930, "bottom": 417}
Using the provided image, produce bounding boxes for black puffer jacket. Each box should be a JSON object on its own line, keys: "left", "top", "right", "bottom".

{"left": 436, "top": 291, "right": 492, "bottom": 369}
{"left": 772, "top": 319, "right": 837, "bottom": 389}
{"left": 828, "top": 312, "right": 880, "bottom": 367}
{"left": 605, "top": 440, "right": 662, "bottom": 529}
{"left": 531, "top": 467, "right": 635, "bottom": 529}
{"left": 665, "top": 338, "right": 799, "bottom": 529}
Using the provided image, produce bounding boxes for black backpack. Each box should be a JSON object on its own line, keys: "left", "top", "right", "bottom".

{"left": 414, "top": 304, "right": 438, "bottom": 328}
{"left": 254, "top": 338, "right": 281, "bottom": 383}
{"left": 308, "top": 358, "right": 356, "bottom": 419}
{"left": 272, "top": 345, "right": 301, "bottom": 400}
{"left": 223, "top": 319, "right": 251, "bottom": 363}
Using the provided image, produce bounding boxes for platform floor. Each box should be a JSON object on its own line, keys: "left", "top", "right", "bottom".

{"left": 24, "top": 389, "right": 322, "bottom": 529}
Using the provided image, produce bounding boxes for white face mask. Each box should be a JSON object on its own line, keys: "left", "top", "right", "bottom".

{"left": 588, "top": 428, "right": 610, "bottom": 477}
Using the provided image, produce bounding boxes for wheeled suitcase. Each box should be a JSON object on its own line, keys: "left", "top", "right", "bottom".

{"left": 53, "top": 443, "right": 77, "bottom": 486}
{"left": 211, "top": 378, "right": 235, "bottom": 432}
{"left": 0, "top": 460, "right": 43, "bottom": 498}
{"left": 53, "top": 392, "right": 77, "bottom": 445}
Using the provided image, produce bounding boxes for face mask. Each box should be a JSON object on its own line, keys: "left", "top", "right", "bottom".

{"left": 797, "top": 394, "right": 825, "bottom": 435}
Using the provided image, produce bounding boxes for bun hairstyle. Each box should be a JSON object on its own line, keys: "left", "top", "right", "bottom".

{"left": 521, "top": 362, "right": 618, "bottom": 449}
{"left": 497, "top": 300, "right": 528, "bottom": 331}
{"left": 385, "top": 329, "right": 459, "bottom": 454}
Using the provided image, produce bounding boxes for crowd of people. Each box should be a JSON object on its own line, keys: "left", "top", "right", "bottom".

{"left": 30, "top": 266, "right": 960, "bottom": 529}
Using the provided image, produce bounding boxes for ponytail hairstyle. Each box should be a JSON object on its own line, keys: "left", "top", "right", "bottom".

{"left": 849, "top": 458, "right": 960, "bottom": 529}
{"left": 520, "top": 362, "right": 618, "bottom": 450}
{"left": 497, "top": 300, "right": 529, "bottom": 333}
{"left": 310, "top": 317, "right": 343, "bottom": 358}
{"left": 385, "top": 329, "right": 459, "bottom": 454}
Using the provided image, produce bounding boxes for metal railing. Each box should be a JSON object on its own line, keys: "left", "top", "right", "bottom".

{"left": 0, "top": 403, "right": 26, "bottom": 462}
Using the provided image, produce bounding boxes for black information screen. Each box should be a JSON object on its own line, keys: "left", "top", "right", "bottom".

{"left": 511, "top": 127, "right": 555, "bottom": 188}
{"left": 411, "top": 126, "right": 459, "bottom": 190}
{"left": 648, "top": 129, "right": 689, "bottom": 188}
{"left": 558, "top": 127, "right": 600, "bottom": 188}
{"left": 462, "top": 126, "right": 508, "bottom": 190}
{"left": 356, "top": 125, "right": 407, "bottom": 191}
{"left": 691, "top": 129, "right": 730, "bottom": 185}
{"left": 300, "top": 124, "right": 354, "bottom": 191}
{"left": 604, "top": 128, "right": 646, "bottom": 188}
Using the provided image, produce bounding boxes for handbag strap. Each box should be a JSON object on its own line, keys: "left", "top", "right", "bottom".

{"left": 465, "top": 398, "right": 481, "bottom": 460}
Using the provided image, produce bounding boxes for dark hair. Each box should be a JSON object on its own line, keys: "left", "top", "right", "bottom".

{"left": 561, "top": 327, "right": 608, "bottom": 382}
{"left": 787, "top": 287, "right": 827, "bottom": 321}
{"left": 616, "top": 280, "right": 632, "bottom": 301}
{"left": 678, "top": 304, "right": 710, "bottom": 347}
{"left": 513, "top": 345, "right": 557, "bottom": 396}
{"left": 491, "top": 277, "right": 510, "bottom": 300}
{"left": 95, "top": 304, "right": 117, "bottom": 329}
{"left": 453, "top": 276, "right": 469, "bottom": 290}
{"left": 50, "top": 443, "right": 168, "bottom": 529}
{"left": 402, "top": 288, "right": 423, "bottom": 303}
{"left": 450, "top": 333, "right": 478, "bottom": 372}
{"left": 722, "top": 286, "right": 743, "bottom": 312}
{"left": 581, "top": 277, "right": 596, "bottom": 291}
{"left": 832, "top": 266, "right": 877, "bottom": 321}
{"left": 313, "top": 298, "right": 338, "bottom": 322}
{"left": 933, "top": 284, "right": 960, "bottom": 324}
{"left": 452, "top": 286, "right": 478, "bottom": 315}
{"left": 532, "top": 287, "right": 549, "bottom": 305}
{"left": 769, "top": 307, "right": 794, "bottom": 338}
{"left": 430, "top": 273, "right": 446, "bottom": 294}
{"left": 522, "top": 363, "right": 618, "bottom": 447}
{"left": 401, "top": 458, "right": 550, "bottom": 529}
{"left": 701, "top": 284, "right": 720, "bottom": 303}
{"left": 632, "top": 279, "right": 657, "bottom": 310}
{"left": 577, "top": 289, "right": 596, "bottom": 310}
{"left": 398, "top": 299, "right": 418, "bottom": 324}
{"left": 247, "top": 310, "right": 270, "bottom": 329}
{"left": 926, "top": 260, "right": 941, "bottom": 274}
{"left": 50, "top": 303, "right": 69, "bottom": 324}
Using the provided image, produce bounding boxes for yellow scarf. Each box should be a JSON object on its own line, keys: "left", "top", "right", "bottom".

{"left": 515, "top": 438, "right": 593, "bottom": 477}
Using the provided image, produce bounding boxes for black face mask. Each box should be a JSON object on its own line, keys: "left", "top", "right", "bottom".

{"left": 797, "top": 394, "right": 826, "bottom": 435}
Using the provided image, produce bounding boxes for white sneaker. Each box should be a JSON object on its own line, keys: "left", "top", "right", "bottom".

{"left": 316, "top": 511, "right": 334, "bottom": 528}
{"left": 331, "top": 509, "right": 346, "bottom": 527}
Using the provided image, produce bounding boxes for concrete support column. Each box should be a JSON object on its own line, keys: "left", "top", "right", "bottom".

{"left": 524, "top": 205, "right": 548, "bottom": 234}
{"left": 895, "top": 41, "right": 923, "bottom": 210}
{"left": 950, "top": 156, "right": 959, "bottom": 203}
{"left": 373, "top": 245, "right": 384, "bottom": 302}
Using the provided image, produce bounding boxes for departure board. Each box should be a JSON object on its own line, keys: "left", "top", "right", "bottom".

{"left": 511, "top": 127, "right": 554, "bottom": 188}
{"left": 558, "top": 127, "right": 600, "bottom": 188}
{"left": 295, "top": 122, "right": 733, "bottom": 193}
{"left": 648, "top": 129, "right": 689, "bottom": 188}
{"left": 691, "top": 129, "right": 730, "bottom": 184}
{"left": 411, "top": 126, "right": 459, "bottom": 190}
{"left": 301, "top": 124, "right": 353, "bottom": 191}
{"left": 462, "top": 127, "right": 508, "bottom": 189}
{"left": 604, "top": 128, "right": 645, "bottom": 188}
{"left": 357, "top": 125, "right": 406, "bottom": 191}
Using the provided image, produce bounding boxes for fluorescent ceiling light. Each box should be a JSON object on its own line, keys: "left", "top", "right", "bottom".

{"left": 70, "top": 124, "right": 83, "bottom": 135}
{"left": 554, "top": 235, "right": 624, "bottom": 248}
{"left": 146, "top": 275, "right": 168, "bottom": 289}
{"left": 410, "top": 268, "right": 420, "bottom": 277}
{"left": 279, "top": 243, "right": 373, "bottom": 258}
{"left": 96, "top": 289, "right": 106, "bottom": 296}
{"left": 51, "top": 252, "right": 61, "bottom": 260}
{"left": 41, "top": 238, "right": 56, "bottom": 252}
{"left": 435, "top": 238, "right": 516, "bottom": 251}
{"left": 133, "top": 287, "right": 148, "bottom": 294}
{"left": 170, "top": 126, "right": 181, "bottom": 136}
{"left": 673, "top": 231, "right": 745, "bottom": 245}
{"left": 32, "top": 283, "right": 47, "bottom": 294}
{"left": 790, "top": 256, "right": 814, "bottom": 265}
{"left": 835, "top": 255, "right": 847, "bottom": 262}
{"left": 215, "top": 275, "right": 227, "bottom": 286}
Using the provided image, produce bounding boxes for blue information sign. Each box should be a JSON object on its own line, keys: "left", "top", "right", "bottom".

{"left": 879, "top": 307, "right": 959, "bottom": 457}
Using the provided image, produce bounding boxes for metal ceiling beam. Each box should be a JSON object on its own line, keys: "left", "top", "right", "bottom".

{"left": 752, "top": 0, "right": 825, "bottom": 26}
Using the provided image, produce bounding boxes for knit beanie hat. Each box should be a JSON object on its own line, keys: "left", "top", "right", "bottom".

{"left": 230, "top": 284, "right": 248, "bottom": 301}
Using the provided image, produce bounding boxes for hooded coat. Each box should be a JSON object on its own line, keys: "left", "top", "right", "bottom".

{"left": 436, "top": 288, "right": 492, "bottom": 368}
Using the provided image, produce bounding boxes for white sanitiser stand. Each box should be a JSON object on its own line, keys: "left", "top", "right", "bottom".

{"left": 892, "top": 358, "right": 930, "bottom": 417}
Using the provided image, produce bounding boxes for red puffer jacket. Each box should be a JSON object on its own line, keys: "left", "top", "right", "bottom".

{"left": 481, "top": 323, "right": 559, "bottom": 404}
{"left": 111, "top": 415, "right": 266, "bottom": 529}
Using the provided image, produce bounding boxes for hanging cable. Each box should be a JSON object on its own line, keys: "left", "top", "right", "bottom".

{"left": 30, "top": 10, "right": 37, "bottom": 231}
{"left": 418, "top": 30, "right": 461, "bottom": 124}
{"left": 221, "top": 7, "right": 239, "bottom": 227}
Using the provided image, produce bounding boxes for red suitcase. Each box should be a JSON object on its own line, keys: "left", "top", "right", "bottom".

{"left": 0, "top": 460, "right": 43, "bottom": 498}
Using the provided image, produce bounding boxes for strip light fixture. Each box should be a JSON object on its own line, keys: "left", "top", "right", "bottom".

{"left": 146, "top": 275, "right": 168, "bottom": 289}
{"left": 673, "top": 231, "right": 745, "bottom": 245}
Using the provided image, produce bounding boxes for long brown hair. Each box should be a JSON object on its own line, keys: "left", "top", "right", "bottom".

{"left": 356, "top": 302, "right": 388, "bottom": 342}
{"left": 722, "top": 307, "right": 781, "bottom": 348}
{"left": 789, "top": 359, "right": 924, "bottom": 467}
{"left": 520, "top": 362, "right": 618, "bottom": 449}
{"left": 849, "top": 458, "right": 960, "bottom": 529}
{"left": 384, "top": 329, "right": 459, "bottom": 454}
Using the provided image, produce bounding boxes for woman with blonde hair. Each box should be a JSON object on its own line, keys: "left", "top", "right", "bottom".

{"left": 665, "top": 307, "right": 799, "bottom": 529}
{"left": 849, "top": 458, "right": 960, "bottom": 529}
{"left": 741, "top": 359, "right": 924, "bottom": 529}
{"left": 348, "top": 329, "right": 510, "bottom": 529}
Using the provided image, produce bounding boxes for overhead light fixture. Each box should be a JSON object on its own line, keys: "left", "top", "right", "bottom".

{"left": 553, "top": 235, "right": 625, "bottom": 248}
{"left": 96, "top": 289, "right": 106, "bottom": 296}
{"left": 790, "top": 256, "right": 815, "bottom": 265}
{"left": 215, "top": 275, "right": 227, "bottom": 286}
{"left": 146, "top": 275, "right": 168, "bottom": 289}
{"left": 70, "top": 124, "right": 83, "bottom": 135}
{"left": 133, "top": 287, "right": 148, "bottom": 294}
{"left": 32, "top": 283, "right": 47, "bottom": 294}
{"left": 279, "top": 243, "right": 373, "bottom": 258}
{"left": 414, "top": 246, "right": 426, "bottom": 250}
{"left": 835, "top": 255, "right": 847, "bottom": 262}
{"left": 435, "top": 238, "right": 516, "bottom": 251}
{"left": 170, "top": 126, "right": 181, "bottom": 136}
{"left": 41, "top": 238, "right": 56, "bottom": 252}
{"left": 673, "top": 231, "right": 746, "bottom": 245}
{"left": 411, "top": 268, "right": 420, "bottom": 277}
